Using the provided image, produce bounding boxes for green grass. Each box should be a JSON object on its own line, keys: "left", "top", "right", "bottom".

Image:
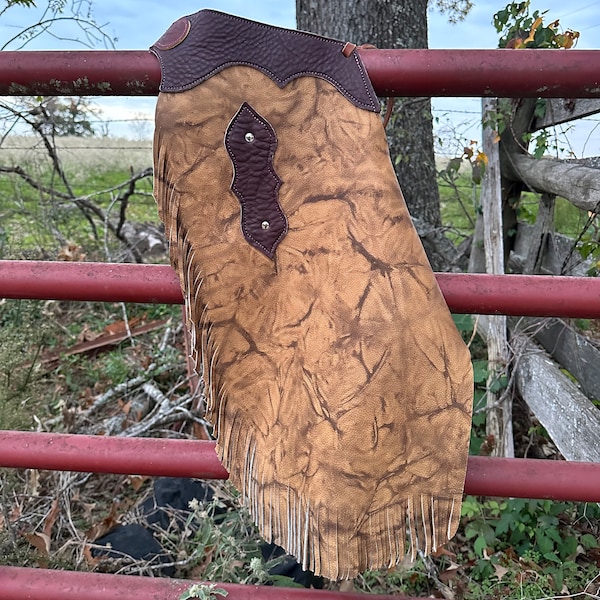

{"left": 0, "top": 136, "right": 155, "bottom": 259}
{"left": 0, "top": 172, "right": 157, "bottom": 258}
{"left": 439, "top": 172, "right": 479, "bottom": 241}
{"left": 439, "top": 170, "right": 595, "bottom": 241}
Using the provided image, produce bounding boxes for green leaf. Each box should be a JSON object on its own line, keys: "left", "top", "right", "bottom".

{"left": 543, "top": 551, "right": 561, "bottom": 563}
{"left": 482, "top": 523, "right": 497, "bottom": 546}
{"left": 581, "top": 533, "right": 599, "bottom": 549}
{"left": 534, "top": 98, "right": 546, "bottom": 118}
{"left": 549, "top": 565, "right": 564, "bottom": 591}
{"left": 461, "top": 497, "right": 482, "bottom": 518}
{"left": 474, "top": 535, "right": 488, "bottom": 557}
{"left": 535, "top": 530, "right": 554, "bottom": 555}
{"left": 489, "top": 375, "right": 508, "bottom": 393}
{"left": 538, "top": 513, "right": 559, "bottom": 528}
{"left": 464, "top": 522, "right": 480, "bottom": 540}
{"left": 269, "top": 576, "right": 305, "bottom": 588}
{"left": 495, "top": 510, "right": 515, "bottom": 535}
{"left": 558, "top": 535, "right": 578, "bottom": 559}
{"left": 447, "top": 157, "right": 463, "bottom": 172}
{"left": 473, "top": 360, "right": 488, "bottom": 384}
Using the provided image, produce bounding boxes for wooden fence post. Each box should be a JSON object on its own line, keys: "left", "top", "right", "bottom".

{"left": 481, "top": 98, "right": 513, "bottom": 457}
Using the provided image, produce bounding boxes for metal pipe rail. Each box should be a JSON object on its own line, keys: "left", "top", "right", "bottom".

{"left": 2, "top": 44, "right": 600, "bottom": 600}
{"left": 2, "top": 260, "right": 600, "bottom": 318}
{"left": 2, "top": 431, "right": 600, "bottom": 502}
{"left": 0, "top": 566, "right": 420, "bottom": 600}
{"left": 2, "top": 49, "right": 600, "bottom": 98}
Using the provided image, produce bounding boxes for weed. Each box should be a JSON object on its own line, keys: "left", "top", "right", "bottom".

{"left": 180, "top": 583, "right": 228, "bottom": 600}
{"left": 460, "top": 496, "right": 600, "bottom": 591}
{"left": 0, "top": 300, "right": 49, "bottom": 430}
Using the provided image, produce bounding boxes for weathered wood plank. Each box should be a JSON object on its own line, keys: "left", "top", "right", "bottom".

{"left": 533, "top": 98, "right": 600, "bottom": 130}
{"left": 509, "top": 224, "right": 590, "bottom": 276}
{"left": 508, "top": 154, "right": 600, "bottom": 212}
{"left": 531, "top": 318, "right": 600, "bottom": 403}
{"left": 523, "top": 193, "right": 555, "bottom": 275}
{"left": 513, "top": 333, "right": 600, "bottom": 463}
{"left": 481, "top": 98, "right": 513, "bottom": 457}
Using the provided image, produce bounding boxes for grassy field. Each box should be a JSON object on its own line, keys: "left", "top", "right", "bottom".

{"left": 1, "top": 137, "right": 599, "bottom": 599}
{"left": 0, "top": 136, "right": 155, "bottom": 259}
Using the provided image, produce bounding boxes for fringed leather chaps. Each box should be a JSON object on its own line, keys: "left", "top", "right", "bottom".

{"left": 151, "top": 9, "right": 473, "bottom": 580}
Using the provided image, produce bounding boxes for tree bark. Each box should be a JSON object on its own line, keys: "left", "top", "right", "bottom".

{"left": 296, "top": 0, "right": 442, "bottom": 228}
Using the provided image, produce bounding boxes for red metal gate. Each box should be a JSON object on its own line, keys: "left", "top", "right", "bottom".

{"left": 1, "top": 48, "right": 600, "bottom": 600}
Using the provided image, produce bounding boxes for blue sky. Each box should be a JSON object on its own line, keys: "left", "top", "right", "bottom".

{"left": 1, "top": 1, "right": 600, "bottom": 154}
{"left": 2, "top": 0, "right": 595, "bottom": 50}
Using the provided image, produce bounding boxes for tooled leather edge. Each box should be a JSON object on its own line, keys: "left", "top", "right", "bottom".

{"left": 150, "top": 9, "right": 380, "bottom": 113}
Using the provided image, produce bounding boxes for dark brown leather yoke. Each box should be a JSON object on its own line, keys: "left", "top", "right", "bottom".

{"left": 151, "top": 9, "right": 380, "bottom": 113}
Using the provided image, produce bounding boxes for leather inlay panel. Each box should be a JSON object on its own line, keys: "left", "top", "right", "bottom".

{"left": 225, "top": 102, "right": 287, "bottom": 259}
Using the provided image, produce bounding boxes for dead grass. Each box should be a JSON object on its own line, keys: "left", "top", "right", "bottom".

{"left": 0, "top": 135, "right": 152, "bottom": 175}
{"left": 0, "top": 298, "right": 212, "bottom": 577}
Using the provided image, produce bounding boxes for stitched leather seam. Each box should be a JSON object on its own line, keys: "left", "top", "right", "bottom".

{"left": 161, "top": 61, "right": 378, "bottom": 112}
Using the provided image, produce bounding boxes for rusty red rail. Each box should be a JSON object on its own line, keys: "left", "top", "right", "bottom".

{"left": 2, "top": 44, "right": 600, "bottom": 600}
{"left": 1, "top": 49, "right": 600, "bottom": 97}
{"left": 1, "top": 431, "right": 600, "bottom": 502}
{"left": 0, "top": 566, "right": 413, "bottom": 600}
{"left": 1, "top": 260, "right": 600, "bottom": 318}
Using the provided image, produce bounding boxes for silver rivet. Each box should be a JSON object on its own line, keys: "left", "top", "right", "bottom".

{"left": 245, "top": 132, "right": 255, "bottom": 143}
{"left": 261, "top": 221, "right": 270, "bottom": 230}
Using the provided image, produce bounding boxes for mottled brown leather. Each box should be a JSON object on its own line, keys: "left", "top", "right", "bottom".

{"left": 225, "top": 102, "right": 287, "bottom": 258}
{"left": 154, "top": 63, "right": 473, "bottom": 580}
{"left": 150, "top": 9, "right": 379, "bottom": 113}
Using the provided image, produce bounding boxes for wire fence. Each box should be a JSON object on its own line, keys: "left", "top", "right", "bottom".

{"left": 1, "top": 104, "right": 599, "bottom": 156}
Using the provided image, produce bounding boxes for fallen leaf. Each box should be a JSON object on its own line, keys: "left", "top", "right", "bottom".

{"left": 81, "top": 502, "right": 97, "bottom": 520}
{"left": 439, "top": 564, "right": 461, "bottom": 583}
{"left": 192, "top": 421, "right": 211, "bottom": 441}
{"left": 23, "top": 531, "right": 51, "bottom": 556}
{"left": 493, "top": 563, "right": 509, "bottom": 580}
{"left": 432, "top": 545, "right": 457, "bottom": 559}
{"left": 85, "top": 501, "right": 120, "bottom": 542}
{"left": 103, "top": 316, "right": 143, "bottom": 336}
{"left": 57, "top": 242, "right": 86, "bottom": 262}
{"left": 127, "top": 475, "right": 150, "bottom": 492}
{"left": 82, "top": 543, "right": 101, "bottom": 566}
{"left": 77, "top": 324, "right": 100, "bottom": 344}
{"left": 118, "top": 399, "right": 132, "bottom": 415}
{"left": 42, "top": 498, "right": 60, "bottom": 538}
{"left": 10, "top": 503, "right": 22, "bottom": 522}
{"left": 42, "top": 319, "right": 168, "bottom": 366}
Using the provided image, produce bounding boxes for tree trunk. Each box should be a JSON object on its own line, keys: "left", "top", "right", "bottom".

{"left": 296, "top": 0, "right": 442, "bottom": 229}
